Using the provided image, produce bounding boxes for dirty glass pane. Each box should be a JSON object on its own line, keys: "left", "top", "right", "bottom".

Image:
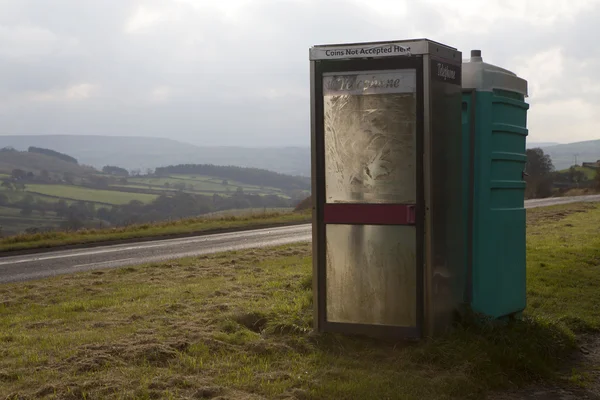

{"left": 325, "top": 224, "right": 417, "bottom": 327}
{"left": 323, "top": 70, "right": 417, "bottom": 204}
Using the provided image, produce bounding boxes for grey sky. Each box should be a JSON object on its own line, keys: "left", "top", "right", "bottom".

{"left": 0, "top": 0, "right": 598, "bottom": 147}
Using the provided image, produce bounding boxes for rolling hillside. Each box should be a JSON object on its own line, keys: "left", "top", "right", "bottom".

{"left": 0, "top": 148, "right": 96, "bottom": 177}
{"left": 537, "top": 139, "right": 600, "bottom": 170}
{"left": 0, "top": 148, "right": 310, "bottom": 237}
{"left": 0, "top": 135, "right": 310, "bottom": 177}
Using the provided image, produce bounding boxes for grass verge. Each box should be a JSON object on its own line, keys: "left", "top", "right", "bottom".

{"left": 1, "top": 204, "right": 599, "bottom": 399}
{"left": 0, "top": 211, "right": 311, "bottom": 254}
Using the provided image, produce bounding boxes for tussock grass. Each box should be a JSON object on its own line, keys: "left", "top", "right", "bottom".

{"left": 0, "top": 210, "right": 311, "bottom": 253}
{"left": 1, "top": 204, "right": 599, "bottom": 399}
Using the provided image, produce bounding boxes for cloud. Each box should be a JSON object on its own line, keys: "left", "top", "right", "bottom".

{"left": 0, "top": 0, "right": 599, "bottom": 146}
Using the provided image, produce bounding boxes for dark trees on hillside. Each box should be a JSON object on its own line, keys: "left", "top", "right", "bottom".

{"left": 102, "top": 165, "right": 129, "bottom": 177}
{"left": 50, "top": 190, "right": 292, "bottom": 229}
{"left": 63, "top": 172, "right": 74, "bottom": 184}
{"left": 525, "top": 148, "right": 555, "bottom": 199}
{"left": 40, "top": 170, "right": 50, "bottom": 181}
{"left": 87, "top": 175, "right": 109, "bottom": 188}
{"left": 554, "top": 167, "right": 587, "bottom": 186}
{"left": 11, "top": 169, "right": 27, "bottom": 180}
{"left": 28, "top": 147, "right": 78, "bottom": 164}
{"left": 1, "top": 180, "right": 13, "bottom": 191}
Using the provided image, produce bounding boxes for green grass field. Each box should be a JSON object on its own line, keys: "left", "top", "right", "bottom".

{"left": 128, "top": 175, "right": 287, "bottom": 196}
{"left": 1, "top": 204, "right": 599, "bottom": 399}
{"left": 0, "top": 188, "right": 65, "bottom": 204}
{"left": 559, "top": 166, "right": 598, "bottom": 180}
{"left": 109, "top": 184, "right": 225, "bottom": 197}
{"left": 24, "top": 184, "right": 158, "bottom": 205}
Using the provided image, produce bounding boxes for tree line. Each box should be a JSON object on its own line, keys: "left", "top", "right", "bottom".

{"left": 0, "top": 189, "right": 294, "bottom": 233}
{"left": 525, "top": 147, "right": 600, "bottom": 199}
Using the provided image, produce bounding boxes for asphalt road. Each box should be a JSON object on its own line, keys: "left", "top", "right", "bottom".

{"left": 0, "top": 225, "right": 312, "bottom": 284}
{"left": 1, "top": 194, "right": 600, "bottom": 284}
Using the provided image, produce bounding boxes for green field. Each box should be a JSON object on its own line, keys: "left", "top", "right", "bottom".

{"left": 558, "top": 166, "right": 598, "bottom": 180}
{"left": 109, "top": 184, "right": 222, "bottom": 197}
{"left": 128, "top": 175, "right": 288, "bottom": 196}
{"left": 24, "top": 184, "right": 158, "bottom": 205}
{"left": 0, "top": 205, "right": 24, "bottom": 217}
{"left": 0, "top": 188, "right": 62, "bottom": 204}
{"left": 1, "top": 204, "right": 599, "bottom": 399}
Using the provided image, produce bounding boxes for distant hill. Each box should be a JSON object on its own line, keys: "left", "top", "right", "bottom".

{"left": 0, "top": 148, "right": 95, "bottom": 177}
{"left": 0, "top": 135, "right": 310, "bottom": 177}
{"left": 537, "top": 139, "right": 600, "bottom": 171}
{"left": 527, "top": 141, "right": 560, "bottom": 148}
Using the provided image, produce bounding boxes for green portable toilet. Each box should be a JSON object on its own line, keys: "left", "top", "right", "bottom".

{"left": 461, "top": 49, "right": 529, "bottom": 319}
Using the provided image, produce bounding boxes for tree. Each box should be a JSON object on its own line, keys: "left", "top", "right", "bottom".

{"left": 1, "top": 180, "right": 13, "bottom": 191}
{"left": 88, "top": 175, "right": 109, "bottom": 188}
{"left": 102, "top": 165, "right": 129, "bottom": 177}
{"left": 63, "top": 172, "right": 74, "bottom": 184}
{"left": 595, "top": 169, "right": 600, "bottom": 191}
{"left": 11, "top": 169, "right": 27, "bottom": 180}
{"left": 55, "top": 199, "right": 68, "bottom": 217}
{"left": 40, "top": 169, "right": 50, "bottom": 182}
{"left": 525, "top": 148, "right": 555, "bottom": 199}
{"left": 20, "top": 206, "right": 33, "bottom": 216}
{"left": 567, "top": 166, "right": 586, "bottom": 186}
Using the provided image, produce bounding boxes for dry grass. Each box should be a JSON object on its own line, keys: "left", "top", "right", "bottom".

{"left": 2, "top": 204, "right": 600, "bottom": 399}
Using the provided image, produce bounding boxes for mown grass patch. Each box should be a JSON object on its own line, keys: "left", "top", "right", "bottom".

{"left": 1, "top": 204, "right": 599, "bottom": 399}
{"left": 526, "top": 203, "right": 600, "bottom": 332}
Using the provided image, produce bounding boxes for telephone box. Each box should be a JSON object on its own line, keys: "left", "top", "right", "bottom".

{"left": 309, "top": 39, "right": 466, "bottom": 339}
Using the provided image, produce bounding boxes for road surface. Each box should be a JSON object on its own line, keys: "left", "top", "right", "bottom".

{"left": 1, "top": 195, "right": 600, "bottom": 284}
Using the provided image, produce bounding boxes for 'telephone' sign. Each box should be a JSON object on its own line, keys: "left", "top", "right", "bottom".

{"left": 430, "top": 59, "right": 461, "bottom": 85}
{"left": 323, "top": 70, "right": 417, "bottom": 96}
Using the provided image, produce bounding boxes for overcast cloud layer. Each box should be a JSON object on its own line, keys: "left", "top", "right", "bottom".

{"left": 0, "top": 0, "right": 599, "bottom": 147}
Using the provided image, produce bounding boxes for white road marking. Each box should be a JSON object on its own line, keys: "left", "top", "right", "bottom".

{"left": 1, "top": 194, "right": 600, "bottom": 269}
{"left": 72, "top": 258, "right": 135, "bottom": 269}
{"left": 0, "top": 225, "right": 311, "bottom": 266}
